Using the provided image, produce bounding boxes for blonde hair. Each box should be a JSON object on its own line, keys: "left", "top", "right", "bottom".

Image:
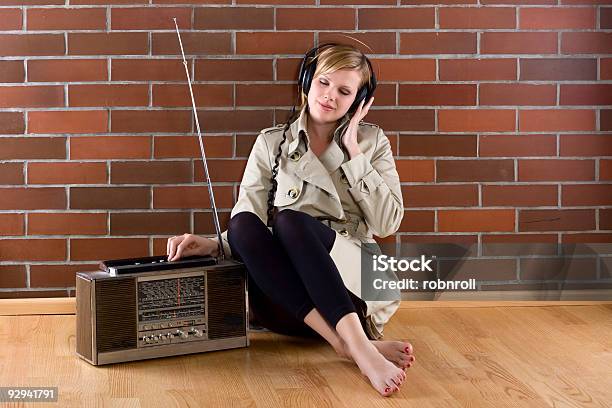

{"left": 298, "top": 44, "right": 373, "bottom": 109}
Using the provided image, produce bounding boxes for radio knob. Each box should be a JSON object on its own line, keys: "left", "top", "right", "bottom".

{"left": 176, "top": 329, "right": 188, "bottom": 339}
{"left": 192, "top": 329, "right": 202, "bottom": 338}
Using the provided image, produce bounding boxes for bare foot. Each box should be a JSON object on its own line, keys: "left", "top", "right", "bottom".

{"left": 335, "top": 339, "right": 415, "bottom": 370}
{"left": 372, "top": 340, "right": 415, "bottom": 369}
{"left": 345, "top": 341, "right": 407, "bottom": 397}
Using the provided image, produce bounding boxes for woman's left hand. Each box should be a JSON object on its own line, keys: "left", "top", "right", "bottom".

{"left": 342, "top": 96, "right": 374, "bottom": 159}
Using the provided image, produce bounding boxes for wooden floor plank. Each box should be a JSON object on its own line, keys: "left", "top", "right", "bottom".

{"left": 1, "top": 306, "right": 610, "bottom": 407}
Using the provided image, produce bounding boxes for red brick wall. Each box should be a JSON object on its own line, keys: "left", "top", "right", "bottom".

{"left": 0, "top": 1, "right": 610, "bottom": 298}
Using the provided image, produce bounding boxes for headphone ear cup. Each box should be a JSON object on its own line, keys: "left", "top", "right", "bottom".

{"left": 297, "top": 60, "right": 307, "bottom": 95}
{"left": 302, "top": 62, "right": 316, "bottom": 96}
{"left": 349, "top": 87, "right": 368, "bottom": 113}
{"left": 298, "top": 46, "right": 320, "bottom": 97}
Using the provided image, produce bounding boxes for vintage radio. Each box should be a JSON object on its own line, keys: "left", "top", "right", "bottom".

{"left": 76, "top": 20, "right": 250, "bottom": 366}
{"left": 76, "top": 256, "right": 248, "bottom": 366}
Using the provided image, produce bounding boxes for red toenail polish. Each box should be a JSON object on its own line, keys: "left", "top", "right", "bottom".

{"left": 404, "top": 347, "right": 410, "bottom": 353}
{"left": 385, "top": 387, "right": 390, "bottom": 393}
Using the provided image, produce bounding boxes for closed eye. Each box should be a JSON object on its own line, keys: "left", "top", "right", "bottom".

{"left": 319, "top": 79, "right": 351, "bottom": 96}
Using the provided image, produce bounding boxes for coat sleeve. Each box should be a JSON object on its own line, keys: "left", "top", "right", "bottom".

{"left": 212, "top": 132, "right": 273, "bottom": 258}
{"left": 340, "top": 127, "right": 404, "bottom": 238}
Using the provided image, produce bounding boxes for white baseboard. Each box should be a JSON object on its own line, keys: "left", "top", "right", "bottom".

{"left": 399, "top": 289, "right": 612, "bottom": 307}
{"left": 1, "top": 291, "right": 611, "bottom": 316}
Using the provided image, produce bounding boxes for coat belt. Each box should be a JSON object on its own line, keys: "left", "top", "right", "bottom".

{"left": 316, "top": 216, "right": 361, "bottom": 238}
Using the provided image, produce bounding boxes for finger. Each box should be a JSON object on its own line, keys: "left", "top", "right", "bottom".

{"left": 167, "top": 238, "right": 174, "bottom": 259}
{"left": 361, "top": 97, "right": 374, "bottom": 118}
{"left": 364, "top": 96, "right": 374, "bottom": 109}
{"left": 357, "top": 98, "right": 365, "bottom": 113}
{"left": 168, "top": 236, "right": 182, "bottom": 261}
{"left": 172, "top": 241, "right": 185, "bottom": 261}
{"left": 166, "top": 236, "right": 176, "bottom": 256}
{"left": 172, "top": 240, "right": 189, "bottom": 261}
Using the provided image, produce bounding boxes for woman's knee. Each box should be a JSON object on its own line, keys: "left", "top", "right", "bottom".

{"left": 227, "top": 211, "right": 266, "bottom": 248}
{"left": 272, "top": 209, "right": 310, "bottom": 240}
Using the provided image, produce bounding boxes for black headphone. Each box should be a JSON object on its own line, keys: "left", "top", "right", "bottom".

{"left": 297, "top": 43, "right": 377, "bottom": 114}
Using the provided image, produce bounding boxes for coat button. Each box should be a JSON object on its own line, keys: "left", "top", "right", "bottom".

{"left": 340, "top": 173, "right": 349, "bottom": 184}
{"left": 287, "top": 187, "right": 299, "bottom": 199}
{"left": 289, "top": 151, "right": 301, "bottom": 162}
{"left": 339, "top": 229, "right": 349, "bottom": 237}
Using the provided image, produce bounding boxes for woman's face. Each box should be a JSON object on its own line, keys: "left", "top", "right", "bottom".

{"left": 307, "top": 68, "right": 362, "bottom": 125}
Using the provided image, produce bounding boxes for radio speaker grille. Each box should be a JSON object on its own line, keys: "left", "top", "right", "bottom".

{"left": 207, "top": 268, "right": 246, "bottom": 339}
{"left": 95, "top": 278, "right": 137, "bottom": 352}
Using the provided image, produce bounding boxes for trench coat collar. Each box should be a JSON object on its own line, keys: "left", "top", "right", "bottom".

{"left": 287, "top": 105, "right": 351, "bottom": 173}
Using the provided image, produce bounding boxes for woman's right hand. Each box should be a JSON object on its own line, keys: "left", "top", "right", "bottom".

{"left": 166, "top": 234, "right": 218, "bottom": 261}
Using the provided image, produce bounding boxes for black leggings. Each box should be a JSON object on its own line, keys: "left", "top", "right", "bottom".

{"left": 227, "top": 209, "right": 370, "bottom": 339}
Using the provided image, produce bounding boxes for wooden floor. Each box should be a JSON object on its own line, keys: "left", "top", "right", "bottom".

{"left": 1, "top": 305, "right": 611, "bottom": 407}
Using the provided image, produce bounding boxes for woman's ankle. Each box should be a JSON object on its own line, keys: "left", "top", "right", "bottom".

{"left": 333, "top": 338, "right": 351, "bottom": 359}
{"left": 345, "top": 337, "right": 377, "bottom": 358}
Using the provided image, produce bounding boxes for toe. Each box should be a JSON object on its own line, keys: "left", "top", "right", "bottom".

{"left": 403, "top": 342, "right": 414, "bottom": 355}
{"left": 382, "top": 385, "right": 395, "bottom": 397}
{"left": 401, "top": 354, "right": 415, "bottom": 364}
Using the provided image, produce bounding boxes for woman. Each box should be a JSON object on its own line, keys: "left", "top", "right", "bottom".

{"left": 167, "top": 43, "right": 415, "bottom": 397}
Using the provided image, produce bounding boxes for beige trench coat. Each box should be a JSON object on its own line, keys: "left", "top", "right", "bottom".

{"left": 213, "top": 106, "right": 403, "bottom": 339}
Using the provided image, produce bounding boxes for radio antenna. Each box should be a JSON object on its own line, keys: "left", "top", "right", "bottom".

{"left": 173, "top": 18, "right": 225, "bottom": 260}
